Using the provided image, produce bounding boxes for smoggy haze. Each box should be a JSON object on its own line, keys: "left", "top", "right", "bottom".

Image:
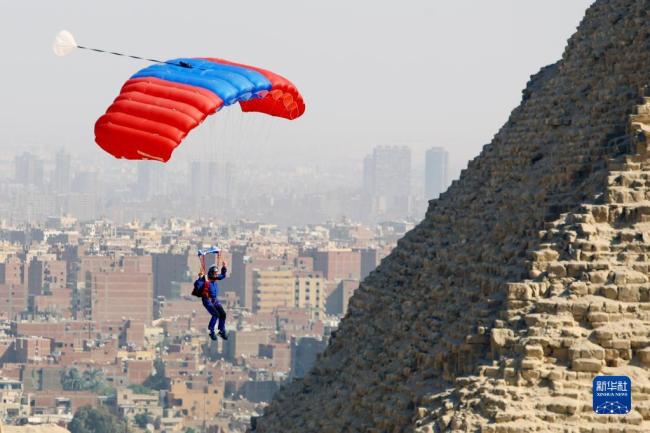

{"left": 0, "top": 0, "right": 593, "bottom": 178}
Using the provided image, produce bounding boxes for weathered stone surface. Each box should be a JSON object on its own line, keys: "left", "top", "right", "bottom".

{"left": 252, "top": 2, "right": 650, "bottom": 432}
{"left": 491, "top": 328, "right": 514, "bottom": 349}
{"left": 524, "top": 345, "right": 544, "bottom": 360}
{"left": 569, "top": 340, "right": 605, "bottom": 360}
{"left": 571, "top": 358, "right": 603, "bottom": 373}
{"left": 638, "top": 347, "right": 650, "bottom": 366}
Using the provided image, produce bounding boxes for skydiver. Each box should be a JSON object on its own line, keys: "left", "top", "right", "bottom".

{"left": 194, "top": 262, "right": 228, "bottom": 341}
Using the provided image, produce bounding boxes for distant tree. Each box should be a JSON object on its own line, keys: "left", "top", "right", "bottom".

{"left": 185, "top": 428, "right": 196, "bottom": 433}
{"left": 156, "top": 335, "right": 172, "bottom": 351}
{"left": 61, "top": 367, "right": 82, "bottom": 391}
{"left": 68, "top": 405, "right": 126, "bottom": 433}
{"left": 143, "top": 359, "right": 170, "bottom": 390}
{"left": 82, "top": 368, "right": 102, "bottom": 390}
{"left": 96, "top": 384, "right": 117, "bottom": 397}
{"left": 134, "top": 410, "right": 152, "bottom": 429}
{"left": 62, "top": 368, "right": 113, "bottom": 395}
{"left": 127, "top": 384, "right": 154, "bottom": 395}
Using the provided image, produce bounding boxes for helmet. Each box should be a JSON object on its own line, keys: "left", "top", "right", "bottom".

{"left": 207, "top": 265, "right": 219, "bottom": 280}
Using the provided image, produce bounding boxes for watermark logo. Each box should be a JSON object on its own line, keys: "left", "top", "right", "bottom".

{"left": 593, "top": 376, "right": 631, "bottom": 414}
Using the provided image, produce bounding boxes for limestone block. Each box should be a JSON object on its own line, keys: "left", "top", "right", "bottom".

{"left": 546, "top": 397, "right": 580, "bottom": 415}
{"left": 587, "top": 312, "right": 609, "bottom": 323}
{"left": 607, "top": 189, "right": 627, "bottom": 203}
{"left": 601, "top": 285, "right": 619, "bottom": 299}
{"left": 630, "top": 337, "right": 650, "bottom": 349}
{"left": 561, "top": 327, "right": 582, "bottom": 338}
{"left": 520, "top": 357, "right": 541, "bottom": 370}
{"left": 603, "top": 302, "right": 621, "bottom": 313}
{"left": 638, "top": 347, "right": 650, "bottom": 366}
{"left": 592, "top": 328, "right": 614, "bottom": 343}
{"left": 589, "top": 205, "right": 609, "bottom": 223}
{"left": 551, "top": 347, "right": 569, "bottom": 361}
{"left": 568, "top": 340, "right": 605, "bottom": 360}
{"left": 506, "top": 283, "right": 534, "bottom": 300}
{"left": 569, "top": 281, "right": 588, "bottom": 296}
{"left": 588, "top": 270, "right": 610, "bottom": 284}
{"left": 571, "top": 301, "right": 590, "bottom": 318}
{"left": 576, "top": 223, "right": 597, "bottom": 237}
{"left": 521, "top": 369, "right": 542, "bottom": 383}
{"left": 414, "top": 424, "right": 434, "bottom": 433}
{"left": 611, "top": 339, "right": 631, "bottom": 350}
{"left": 571, "top": 358, "right": 603, "bottom": 372}
{"left": 524, "top": 345, "right": 544, "bottom": 359}
{"left": 614, "top": 269, "right": 648, "bottom": 284}
{"left": 547, "top": 263, "right": 567, "bottom": 279}
{"left": 482, "top": 366, "right": 501, "bottom": 378}
{"left": 549, "top": 283, "right": 565, "bottom": 297}
{"left": 635, "top": 401, "right": 650, "bottom": 419}
{"left": 625, "top": 410, "right": 644, "bottom": 425}
{"left": 566, "top": 263, "right": 588, "bottom": 278}
{"left": 618, "top": 284, "right": 642, "bottom": 301}
{"left": 531, "top": 248, "right": 560, "bottom": 262}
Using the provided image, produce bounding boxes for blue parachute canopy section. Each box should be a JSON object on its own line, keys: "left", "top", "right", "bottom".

{"left": 198, "top": 246, "right": 221, "bottom": 257}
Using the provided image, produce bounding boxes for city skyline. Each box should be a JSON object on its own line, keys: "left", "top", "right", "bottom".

{"left": 2, "top": 145, "right": 450, "bottom": 227}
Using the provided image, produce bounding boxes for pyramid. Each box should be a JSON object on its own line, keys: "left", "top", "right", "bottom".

{"left": 253, "top": 1, "right": 650, "bottom": 432}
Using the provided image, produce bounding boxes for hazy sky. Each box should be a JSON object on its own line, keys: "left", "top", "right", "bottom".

{"left": 0, "top": 1, "right": 594, "bottom": 179}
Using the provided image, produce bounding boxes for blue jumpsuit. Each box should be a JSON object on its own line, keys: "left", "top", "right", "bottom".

{"left": 194, "top": 268, "right": 227, "bottom": 334}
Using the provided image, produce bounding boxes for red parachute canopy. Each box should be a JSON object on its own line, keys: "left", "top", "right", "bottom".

{"left": 94, "top": 57, "right": 305, "bottom": 162}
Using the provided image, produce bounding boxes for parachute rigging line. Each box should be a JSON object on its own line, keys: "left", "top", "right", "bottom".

{"left": 76, "top": 45, "right": 199, "bottom": 70}
{"left": 198, "top": 246, "right": 221, "bottom": 274}
{"left": 53, "top": 30, "right": 201, "bottom": 71}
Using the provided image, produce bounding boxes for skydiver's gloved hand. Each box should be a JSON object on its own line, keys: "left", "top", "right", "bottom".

{"left": 221, "top": 261, "right": 227, "bottom": 276}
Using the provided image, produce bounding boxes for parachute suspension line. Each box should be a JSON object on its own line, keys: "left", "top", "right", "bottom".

{"left": 241, "top": 114, "right": 253, "bottom": 156}
{"left": 226, "top": 109, "right": 235, "bottom": 161}
{"left": 216, "top": 112, "right": 228, "bottom": 162}
{"left": 200, "top": 254, "right": 206, "bottom": 275}
{"left": 204, "top": 119, "right": 210, "bottom": 159}
{"left": 198, "top": 246, "right": 221, "bottom": 274}
{"left": 236, "top": 111, "right": 245, "bottom": 155}
{"left": 213, "top": 117, "right": 220, "bottom": 162}
{"left": 251, "top": 115, "right": 263, "bottom": 155}
{"left": 76, "top": 45, "right": 199, "bottom": 69}
{"left": 208, "top": 116, "right": 217, "bottom": 162}
{"left": 224, "top": 109, "right": 232, "bottom": 157}
{"left": 262, "top": 119, "right": 274, "bottom": 150}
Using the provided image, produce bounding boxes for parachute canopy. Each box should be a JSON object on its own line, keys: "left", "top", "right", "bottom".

{"left": 94, "top": 58, "right": 305, "bottom": 162}
{"left": 198, "top": 246, "right": 221, "bottom": 257}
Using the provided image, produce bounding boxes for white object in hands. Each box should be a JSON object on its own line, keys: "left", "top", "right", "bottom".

{"left": 53, "top": 30, "right": 77, "bottom": 56}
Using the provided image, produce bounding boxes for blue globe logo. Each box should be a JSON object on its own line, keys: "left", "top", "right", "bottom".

{"left": 595, "top": 401, "right": 629, "bottom": 414}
